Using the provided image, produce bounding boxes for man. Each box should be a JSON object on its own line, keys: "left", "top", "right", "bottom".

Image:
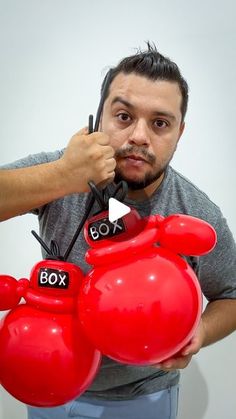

{"left": 1, "top": 43, "right": 236, "bottom": 419}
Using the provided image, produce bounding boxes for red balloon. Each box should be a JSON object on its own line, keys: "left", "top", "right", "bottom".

{"left": 0, "top": 260, "right": 101, "bottom": 407}
{"left": 0, "top": 276, "right": 28, "bottom": 310}
{"left": 79, "top": 247, "right": 202, "bottom": 364}
{"left": 158, "top": 214, "right": 217, "bottom": 256}
{"left": 78, "top": 210, "right": 204, "bottom": 365}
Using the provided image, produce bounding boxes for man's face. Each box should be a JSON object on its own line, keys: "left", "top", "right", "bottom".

{"left": 100, "top": 72, "right": 185, "bottom": 192}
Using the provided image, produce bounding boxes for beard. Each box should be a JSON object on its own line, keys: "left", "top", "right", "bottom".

{"left": 114, "top": 145, "right": 168, "bottom": 190}
{"left": 114, "top": 166, "right": 166, "bottom": 190}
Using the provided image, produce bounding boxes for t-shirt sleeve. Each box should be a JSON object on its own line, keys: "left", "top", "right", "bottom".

{"left": 198, "top": 209, "right": 236, "bottom": 301}
{"left": 0, "top": 150, "right": 63, "bottom": 170}
{"left": 0, "top": 150, "right": 64, "bottom": 215}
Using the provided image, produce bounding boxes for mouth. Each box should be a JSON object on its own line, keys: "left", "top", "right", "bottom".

{"left": 119, "top": 154, "right": 149, "bottom": 170}
{"left": 124, "top": 154, "right": 147, "bottom": 163}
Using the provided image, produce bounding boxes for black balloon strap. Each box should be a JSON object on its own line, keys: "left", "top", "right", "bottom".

{"left": 63, "top": 180, "right": 128, "bottom": 261}
{"left": 31, "top": 230, "right": 63, "bottom": 260}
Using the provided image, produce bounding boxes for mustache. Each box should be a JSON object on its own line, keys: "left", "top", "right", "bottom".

{"left": 114, "top": 145, "right": 156, "bottom": 164}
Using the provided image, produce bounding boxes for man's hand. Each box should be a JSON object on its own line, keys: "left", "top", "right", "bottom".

{"left": 154, "top": 319, "right": 207, "bottom": 371}
{"left": 0, "top": 127, "right": 116, "bottom": 221}
{"left": 154, "top": 299, "right": 236, "bottom": 371}
{"left": 58, "top": 128, "right": 116, "bottom": 194}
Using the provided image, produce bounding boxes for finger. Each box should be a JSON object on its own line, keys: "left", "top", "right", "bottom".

{"left": 159, "top": 354, "right": 192, "bottom": 370}
{"left": 89, "top": 132, "right": 110, "bottom": 145}
{"left": 75, "top": 127, "right": 89, "bottom": 136}
{"left": 96, "top": 173, "right": 115, "bottom": 189}
{"left": 107, "top": 172, "right": 116, "bottom": 181}
{"left": 103, "top": 146, "right": 115, "bottom": 159}
{"left": 159, "top": 358, "right": 177, "bottom": 370}
{"left": 181, "top": 337, "right": 201, "bottom": 356}
{"left": 106, "top": 159, "right": 116, "bottom": 174}
{"left": 181, "top": 344, "right": 199, "bottom": 356}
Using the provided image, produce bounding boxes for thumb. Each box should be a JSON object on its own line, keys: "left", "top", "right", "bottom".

{"left": 181, "top": 336, "right": 201, "bottom": 356}
{"left": 76, "top": 126, "right": 89, "bottom": 136}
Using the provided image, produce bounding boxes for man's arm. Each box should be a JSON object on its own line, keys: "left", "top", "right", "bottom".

{"left": 156, "top": 298, "right": 236, "bottom": 370}
{"left": 201, "top": 299, "right": 236, "bottom": 346}
{"left": 0, "top": 129, "right": 115, "bottom": 221}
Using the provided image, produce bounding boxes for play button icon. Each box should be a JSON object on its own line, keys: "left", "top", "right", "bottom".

{"left": 108, "top": 198, "right": 131, "bottom": 223}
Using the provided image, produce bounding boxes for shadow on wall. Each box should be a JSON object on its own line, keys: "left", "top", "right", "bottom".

{"left": 178, "top": 359, "right": 208, "bottom": 419}
{"left": 0, "top": 387, "right": 27, "bottom": 419}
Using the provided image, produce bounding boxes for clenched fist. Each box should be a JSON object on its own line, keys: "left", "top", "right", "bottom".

{"left": 58, "top": 128, "right": 116, "bottom": 194}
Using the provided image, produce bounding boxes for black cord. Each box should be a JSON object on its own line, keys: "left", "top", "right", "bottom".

{"left": 88, "top": 181, "right": 108, "bottom": 210}
{"left": 63, "top": 72, "right": 113, "bottom": 260}
{"left": 31, "top": 230, "right": 51, "bottom": 255}
{"left": 94, "top": 70, "right": 112, "bottom": 131}
{"left": 63, "top": 194, "right": 95, "bottom": 261}
{"left": 88, "top": 114, "right": 94, "bottom": 134}
{"left": 31, "top": 230, "right": 64, "bottom": 259}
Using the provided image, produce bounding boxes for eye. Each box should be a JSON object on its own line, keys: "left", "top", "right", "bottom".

{"left": 116, "top": 112, "right": 131, "bottom": 122}
{"left": 154, "top": 119, "right": 168, "bottom": 129}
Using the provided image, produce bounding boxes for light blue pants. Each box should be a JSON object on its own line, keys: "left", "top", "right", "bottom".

{"left": 27, "top": 385, "right": 179, "bottom": 419}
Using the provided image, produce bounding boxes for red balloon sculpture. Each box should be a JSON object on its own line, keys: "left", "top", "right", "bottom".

{"left": 0, "top": 176, "right": 217, "bottom": 406}
{"left": 78, "top": 208, "right": 217, "bottom": 365}
{"left": 0, "top": 259, "right": 101, "bottom": 407}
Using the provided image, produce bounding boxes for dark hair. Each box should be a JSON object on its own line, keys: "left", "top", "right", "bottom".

{"left": 101, "top": 42, "right": 189, "bottom": 122}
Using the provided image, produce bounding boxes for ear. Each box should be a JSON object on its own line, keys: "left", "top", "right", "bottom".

{"left": 173, "top": 122, "right": 185, "bottom": 152}
{"left": 178, "top": 121, "right": 185, "bottom": 141}
{"left": 98, "top": 111, "right": 103, "bottom": 131}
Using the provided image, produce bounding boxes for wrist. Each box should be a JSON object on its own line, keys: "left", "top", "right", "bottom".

{"left": 199, "top": 318, "right": 208, "bottom": 347}
{"left": 53, "top": 158, "right": 77, "bottom": 196}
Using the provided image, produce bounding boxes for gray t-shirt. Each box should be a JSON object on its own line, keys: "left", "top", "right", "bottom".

{"left": 2, "top": 150, "right": 236, "bottom": 400}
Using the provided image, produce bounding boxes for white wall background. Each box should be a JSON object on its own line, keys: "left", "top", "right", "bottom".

{"left": 0, "top": 0, "right": 235, "bottom": 418}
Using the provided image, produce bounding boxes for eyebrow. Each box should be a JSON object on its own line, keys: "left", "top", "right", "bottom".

{"left": 111, "top": 96, "right": 134, "bottom": 109}
{"left": 110, "top": 96, "right": 177, "bottom": 121}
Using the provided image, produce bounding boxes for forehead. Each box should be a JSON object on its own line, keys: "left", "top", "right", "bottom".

{"left": 105, "top": 72, "right": 182, "bottom": 118}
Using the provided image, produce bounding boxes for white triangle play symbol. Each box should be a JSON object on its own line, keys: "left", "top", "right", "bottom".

{"left": 108, "top": 198, "right": 131, "bottom": 222}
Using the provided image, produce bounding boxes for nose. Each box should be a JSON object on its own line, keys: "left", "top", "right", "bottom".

{"left": 128, "top": 119, "right": 150, "bottom": 146}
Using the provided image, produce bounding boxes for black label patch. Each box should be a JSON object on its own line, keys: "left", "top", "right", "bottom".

{"left": 88, "top": 217, "right": 126, "bottom": 241}
{"left": 38, "top": 268, "right": 69, "bottom": 289}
